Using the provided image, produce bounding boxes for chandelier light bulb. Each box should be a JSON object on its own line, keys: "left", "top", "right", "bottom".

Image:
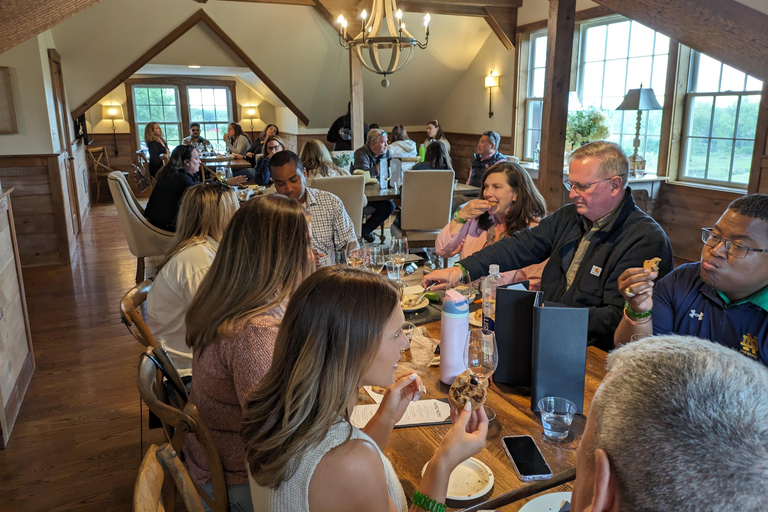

{"left": 342, "top": 18, "right": 348, "bottom": 28}
{"left": 337, "top": 14, "right": 344, "bottom": 24}
{"left": 362, "top": 9, "right": 367, "bottom": 19}
{"left": 424, "top": 13, "right": 430, "bottom": 26}
{"left": 401, "top": 23, "right": 405, "bottom": 30}
{"left": 396, "top": 9, "right": 402, "bottom": 19}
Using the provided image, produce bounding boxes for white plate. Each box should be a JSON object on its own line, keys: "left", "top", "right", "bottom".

{"left": 421, "top": 457, "right": 494, "bottom": 501}
{"left": 469, "top": 309, "right": 483, "bottom": 327}
{"left": 401, "top": 296, "right": 429, "bottom": 312}
{"left": 519, "top": 492, "right": 572, "bottom": 512}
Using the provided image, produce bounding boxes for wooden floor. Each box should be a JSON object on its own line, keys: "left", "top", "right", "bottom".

{"left": 0, "top": 203, "right": 165, "bottom": 511}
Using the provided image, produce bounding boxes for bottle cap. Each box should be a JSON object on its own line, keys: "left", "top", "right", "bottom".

{"left": 489, "top": 264, "right": 499, "bottom": 274}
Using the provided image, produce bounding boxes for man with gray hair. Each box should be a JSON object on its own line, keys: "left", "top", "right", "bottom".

{"left": 424, "top": 141, "right": 673, "bottom": 350}
{"left": 571, "top": 334, "right": 768, "bottom": 511}
{"left": 352, "top": 128, "right": 396, "bottom": 242}
{"left": 467, "top": 130, "right": 506, "bottom": 187}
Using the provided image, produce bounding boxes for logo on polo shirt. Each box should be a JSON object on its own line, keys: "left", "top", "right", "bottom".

{"left": 688, "top": 309, "right": 704, "bottom": 321}
{"left": 740, "top": 334, "right": 758, "bottom": 360}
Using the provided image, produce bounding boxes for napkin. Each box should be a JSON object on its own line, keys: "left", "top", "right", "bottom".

{"left": 353, "top": 169, "right": 378, "bottom": 185}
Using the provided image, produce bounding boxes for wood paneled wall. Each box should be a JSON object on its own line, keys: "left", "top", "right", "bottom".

{"left": 0, "top": 154, "right": 76, "bottom": 266}
{"left": 652, "top": 183, "right": 741, "bottom": 263}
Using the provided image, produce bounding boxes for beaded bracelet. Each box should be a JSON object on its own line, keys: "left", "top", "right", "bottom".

{"left": 413, "top": 491, "right": 447, "bottom": 512}
{"left": 624, "top": 308, "right": 651, "bottom": 325}
{"left": 453, "top": 262, "right": 469, "bottom": 280}
{"left": 452, "top": 210, "right": 468, "bottom": 224}
{"left": 624, "top": 301, "right": 652, "bottom": 319}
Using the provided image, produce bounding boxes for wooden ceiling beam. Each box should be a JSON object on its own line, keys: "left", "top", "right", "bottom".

{"left": 593, "top": 0, "right": 768, "bottom": 81}
{"left": 483, "top": 6, "right": 517, "bottom": 51}
{"left": 396, "top": 2, "right": 485, "bottom": 17}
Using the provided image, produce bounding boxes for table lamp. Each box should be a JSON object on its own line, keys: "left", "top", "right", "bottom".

{"left": 615, "top": 84, "right": 662, "bottom": 175}
{"left": 101, "top": 104, "right": 124, "bottom": 157}
{"left": 241, "top": 105, "right": 260, "bottom": 139}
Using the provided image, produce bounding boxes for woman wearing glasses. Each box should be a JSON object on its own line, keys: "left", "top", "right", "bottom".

{"left": 147, "top": 182, "right": 238, "bottom": 373}
{"left": 250, "top": 135, "right": 285, "bottom": 186}
{"left": 436, "top": 161, "right": 548, "bottom": 289}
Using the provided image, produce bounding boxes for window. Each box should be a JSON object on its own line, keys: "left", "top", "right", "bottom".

{"left": 522, "top": 18, "right": 670, "bottom": 170}
{"left": 133, "top": 86, "right": 181, "bottom": 149}
{"left": 681, "top": 52, "right": 762, "bottom": 187}
{"left": 188, "top": 87, "right": 232, "bottom": 152}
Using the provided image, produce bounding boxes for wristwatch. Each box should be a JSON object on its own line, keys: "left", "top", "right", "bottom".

{"left": 452, "top": 210, "right": 468, "bottom": 224}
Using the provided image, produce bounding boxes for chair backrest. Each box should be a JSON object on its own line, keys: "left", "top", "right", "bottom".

{"left": 134, "top": 443, "right": 205, "bottom": 512}
{"left": 137, "top": 347, "right": 228, "bottom": 512}
{"left": 87, "top": 146, "right": 113, "bottom": 174}
{"left": 400, "top": 170, "right": 455, "bottom": 231}
{"left": 120, "top": 279, "right": 158, "bottom": 348}
{"left": 309, "top": 175, "right": 365, "bottom": 236}
{"left": 108, "top": 171, "right": 173, "bottom": 258}
{"left": 136, "top": 149, "right": 149, "bottom": 170}
{"left": 132, "top": 163, "right": 152, "bottom": 193}
{"left": 503, "top": 154, "right": 520, "bottom": 164}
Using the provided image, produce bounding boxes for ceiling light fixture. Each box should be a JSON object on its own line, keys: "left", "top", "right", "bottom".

{"left": 337, "top": 0, "right": 430, "bottom": 87}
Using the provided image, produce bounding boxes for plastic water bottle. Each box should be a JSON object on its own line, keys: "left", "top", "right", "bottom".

{"left": 378, "top": 158, "right": 389, "bottom": 189}
{"left": 482, "top": 264, "right": 503, "bottom": 332}
{"left": 418, "top": 144, "right": 426, "bottom": 162}
{"left": 440, "top": 290, "right": 469, "bottom": 385}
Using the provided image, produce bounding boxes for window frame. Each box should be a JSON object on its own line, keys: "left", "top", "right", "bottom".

{"left": 186, "top": 86, "right": 234, "bottom": 152}
{"left": 677, "top": 51, "right": 762, "bottom": 189}
{"left": 131, "top": 85, "right": 183, "bottom": 150}
{"left": 124, "top": 77, "right": 238, "bottom": 164}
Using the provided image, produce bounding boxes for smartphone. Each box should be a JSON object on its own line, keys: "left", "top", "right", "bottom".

{"left": 502, "top": 435, "right": 553, "bottom": 481}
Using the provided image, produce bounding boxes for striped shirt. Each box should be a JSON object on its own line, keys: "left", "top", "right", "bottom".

{"left": 304, "top": 187, "right": 356, "bottom": 267}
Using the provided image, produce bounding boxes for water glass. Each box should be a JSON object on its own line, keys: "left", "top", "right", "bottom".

{"left": 537, "top": 397, "right": 576, "bottom": 441}
{"left": 368, "top": 245, "right": 386, "bottom": 274}
{"left": 401, "top": 322, "right": 415, "bottom": 352}
{"left": 385, "top": 260, "right": 399, "bottom": 281}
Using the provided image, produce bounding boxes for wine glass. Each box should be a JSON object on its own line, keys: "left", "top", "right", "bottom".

{"left": 389, "top": 237, "right": 409, "bottom": 284}
{"left": 346, "top": 239, "right": 367, "bottom": 270}
{"left": 449, "top": 269, "right": 478, "bottom": 302}
{"left": 464, "top": 328, "right": 498, "bottom": 421}
{"left": 368, "top": 245, "right": 386, "bottom": 274}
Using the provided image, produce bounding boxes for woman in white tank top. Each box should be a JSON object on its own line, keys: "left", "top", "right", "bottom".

{"left": 241, "top": 267, "right": 488, "bottom": 512}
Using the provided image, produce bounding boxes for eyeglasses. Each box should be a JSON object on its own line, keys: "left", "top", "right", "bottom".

{"left": 563, "top": 174, "right": 625, "bottom": 193}
{"left": 701, "top": 228, "right": 768, "bottom": 259}
{"left": 267, "top": 144, "right": 282, "bottom": 151}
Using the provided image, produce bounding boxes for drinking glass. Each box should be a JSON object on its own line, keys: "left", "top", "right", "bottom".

{"left": 449, "top": 268, "right": 478, "bottom": 302}
{"left": 368, "top": 245, "right": 386, "bottom": 274}
{"left": 346, "top": 239, "right": 367, "bottom": 269}
{"left": 389, "top": 237, "right": 409, "bottom": 284}
{"left": 537, "top": 397, "right": 576, "bottom": 441}
{"left": 464, "top": 328, "right": 498, "bottom": 421}
{"left": 401, "top": 322, "right": 415, "bottom": 352}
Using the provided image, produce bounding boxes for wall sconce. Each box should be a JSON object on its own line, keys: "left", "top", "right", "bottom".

{"left": 101, "top": 104, "right": 124, "bottom": 157}
{"left": 485, "top": 71, "right": 499, "bottom": 118}
{"left": 241, "top": 105, "right": 260, "bottom": 137}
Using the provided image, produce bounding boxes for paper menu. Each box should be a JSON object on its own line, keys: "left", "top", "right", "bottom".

{"left": 351, "top": 399, "right": 451, "bottom": 429}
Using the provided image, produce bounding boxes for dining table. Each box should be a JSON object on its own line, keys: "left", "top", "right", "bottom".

{"left": 360, "top": 267, "right": 608, "bottom": 511}
{"left": 199, "top": 153, "right": 252, "bottom": 181}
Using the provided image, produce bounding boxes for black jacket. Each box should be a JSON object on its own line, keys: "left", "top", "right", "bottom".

{"left": 327, "top": 115, "right": 369, "bottom": 151}
{"left": 460, "top": 189, "right": 674, "bottom": 350}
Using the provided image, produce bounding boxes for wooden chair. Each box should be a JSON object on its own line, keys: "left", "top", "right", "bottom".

{"left": 86, "top": 146, "right": 117, "bottom": 202}
{"left": 134, "top": 443, "right": 205, "bottom": 512}
{"left": 120, "top": 279, "right": 157, "bottom": 349}
{"left": 134, "top": 149, "right": 156, "bottom": 193}
{"left": 391, "top": 169, "right": 455, "bottom": 250}
{"left": 137, "top": 347, "right": 229, "bottom": 512}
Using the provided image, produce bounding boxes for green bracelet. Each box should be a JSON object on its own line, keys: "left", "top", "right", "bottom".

{"left": 453, "top": 210, "right": 468, "bottom": 224}
{"left": 413, "top": 491, "right": 446, "bottom": 512}
{"left": 624, "top": 301, "right": 652, "bottom": 319}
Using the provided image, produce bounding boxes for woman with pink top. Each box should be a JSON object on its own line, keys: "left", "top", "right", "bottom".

{"left": 436, "top": 161, "right": 548, "bottom": 289}
{"left": 182, "top": 195, "right": 313, "bottom": 511}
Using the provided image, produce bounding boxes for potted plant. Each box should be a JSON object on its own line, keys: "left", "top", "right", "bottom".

{"left": 566, "top": 106, "right": 611, "bottom": 151}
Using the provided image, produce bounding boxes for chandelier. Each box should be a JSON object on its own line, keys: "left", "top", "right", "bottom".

{"left": 337, "top": 0, "right": 430, "bottom": 87}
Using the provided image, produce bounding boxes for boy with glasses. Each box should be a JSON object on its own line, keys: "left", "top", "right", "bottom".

{"left": 424, "top": 141, "right": 673, "bottom": 351}
{"left": 616, "top": 194, "right": 768, "bottom": 364}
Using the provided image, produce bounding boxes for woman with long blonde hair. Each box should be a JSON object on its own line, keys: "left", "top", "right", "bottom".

{"left": 182, "top": 195, "right": 313, "bottom": 512}
{"left": 242, "top": 266, "right": 488, "bottom": 511}
{"left": 146, "top": 181, "right": 238, "bottom": 373}
{"left": 300, "top": 139, "right": 350, "bottom": 178}
{"left": 144, "top": 121, "right": 169, "bottom": 177}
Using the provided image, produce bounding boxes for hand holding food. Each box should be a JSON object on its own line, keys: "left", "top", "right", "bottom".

{"left": 448, "top": 369, "right": 489, "bottom": 411}
{"left": 618, "top": 257, "right": 662, "bottom": 314}
{"left": 457, "top": 199, "right": 493, "bottom": 221}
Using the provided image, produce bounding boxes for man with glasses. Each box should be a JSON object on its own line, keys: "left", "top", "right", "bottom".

{"left": 181, "top": 122, "right": 213, "bottom": 153}
{"left": 615, "top": 194, "right": 768, "bottom": 364}
{"left": 424, "top": 141, "right": 673, "bottom": 351}
{"left": 353, "top": 128, "right": 397, "bottom": 243}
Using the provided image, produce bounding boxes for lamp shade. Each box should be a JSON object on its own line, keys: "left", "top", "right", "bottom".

{"left": 241, "top": 105, "right": 260, "bottom": 120}
{"left": 485, "top": 75, "right": 499, "bottom": 88}
{"left": 616, "top": 86, "right": 662, "bottom": 111}
{"left": 101, "top": 104, "right": 123, "bottom": 120}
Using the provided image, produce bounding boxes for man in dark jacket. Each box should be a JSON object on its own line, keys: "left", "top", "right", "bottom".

{"left": 467, "top": 131, "right": 506, "bottom": 187}
{"left": 327, "top": 102, "right": 369, "bottom": 151}
{"left": 424, "top": 141, "right": 673, "bottom": 350}
{"left": 353, "top": 128, "right": 396, "bottom": 243}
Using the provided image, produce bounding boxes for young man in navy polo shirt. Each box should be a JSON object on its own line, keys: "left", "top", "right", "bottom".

{"left": 615, "top": 194, "right": 768, "bottom": 365}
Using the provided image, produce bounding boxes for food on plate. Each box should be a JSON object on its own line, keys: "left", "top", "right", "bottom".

{"left": 401, "top": 294, "right": 426, "bottom": 309}
{"left": 448, "top": 370, "right": 488, "bottom": 411}
{"left": 471, "top": 309, "right": 483, "bottom": 324}
{"left": 643, "top": 257, "right": 661, "bottom": 272}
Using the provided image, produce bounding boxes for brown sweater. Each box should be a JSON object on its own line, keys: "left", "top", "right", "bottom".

{"left": 183, "top": 306, "right": 283, "bottom": 486}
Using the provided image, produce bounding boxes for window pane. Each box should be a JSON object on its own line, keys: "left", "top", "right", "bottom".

{"left": 534, "top": 36, "right": 547, "bottom": 68}
{"left": 164, "top": 124, "right": 180, "bottom": 144}
{"left": 584, "top": 25, "right": 606, "bottom": 62}
{"left": 736, "top": 95, "right": 760, "bottom": 139}
{"left": 215, "top": 107, "right": 229, "bottom": 121}
{"left": 731, "top": 140, "right": 753, "bottom": 184}
{"left": 134, "top": 88, "right": 148, "bottom": 105}
{"left": 163, "top": 106, "right": 178, "bottom": 122}
{"left": 530, "top": 100, "right": 542, "bottom": 130}
{"left": 162, "top": 88, "right": 176, "bottom": 105}
{"left": 583, "top": 62, "right": 604, "bottom": 98}
{"left": 603, "top": 60, "right": 627, "bottom": 97}
{"left": 203, "top": 108, "right": 216, "bottom": 122}
{"left": 711, "top": 96, "right": 738, "bottom": 139}
{"left": 684, "top": 138, "right": 708, "bottom": 178}
{"left": 646, "top": 109, "right": 663, "bottom": 134}
{"left": 654, "top": 33, "right": 670, "bottom": 55}
{"left": 645, "top": 136, "right": 660, "bottom": 167}
{"left": 201, "top": 88, "right": 215, "bottom": 105}
{"left": 532, "top": 69, "right": 546, "bottom": 98}
{"left": 720, "top": 64, "right": 745, "bottom": 92}
{"left": 150, "top": 105, "right": 164, "bottom": 121}
{"left": 707, "top": 139, "right": 733, "bottom": 181}
{"left": 694, "top": 54, "right": 721, "bottom": 93}
{"left": 189, "top": 88, "right": 202, "bottom": 106}
{"left": 626, "top": 56, "right": 652, "bottom": 90}
{"left": 214, "top": 88, "right": 227, "bottom": 105}
{"left": 746, "top": 75, "right": 763, "bottom": 92}
{"left": 605, "top": 21, "right": 630, "bottom": 60}
{"left": 651, "top": 55, "right": 668, "bottom": 94}
{"left": 611, "top": 111, "right": 625, "bottom": 135}
{"left": 136, "top": 105, "right": 151, "bottom": 123}
{"left": 628, "top": 22, "right": 655, "bottom": 57}
{"left": 689, "top": 96, "right": 713, "bottom": 137}
{"left": 148, "top": 88, "right": 162, "bottom": 104}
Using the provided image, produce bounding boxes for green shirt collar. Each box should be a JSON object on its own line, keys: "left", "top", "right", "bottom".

{"left": 716, "top": 284, "right": 768, "bottom": 312}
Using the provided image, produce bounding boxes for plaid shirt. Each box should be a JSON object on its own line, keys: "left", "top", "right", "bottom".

{"left": 304, "top": 188, "right": 356, "bottom": 267}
